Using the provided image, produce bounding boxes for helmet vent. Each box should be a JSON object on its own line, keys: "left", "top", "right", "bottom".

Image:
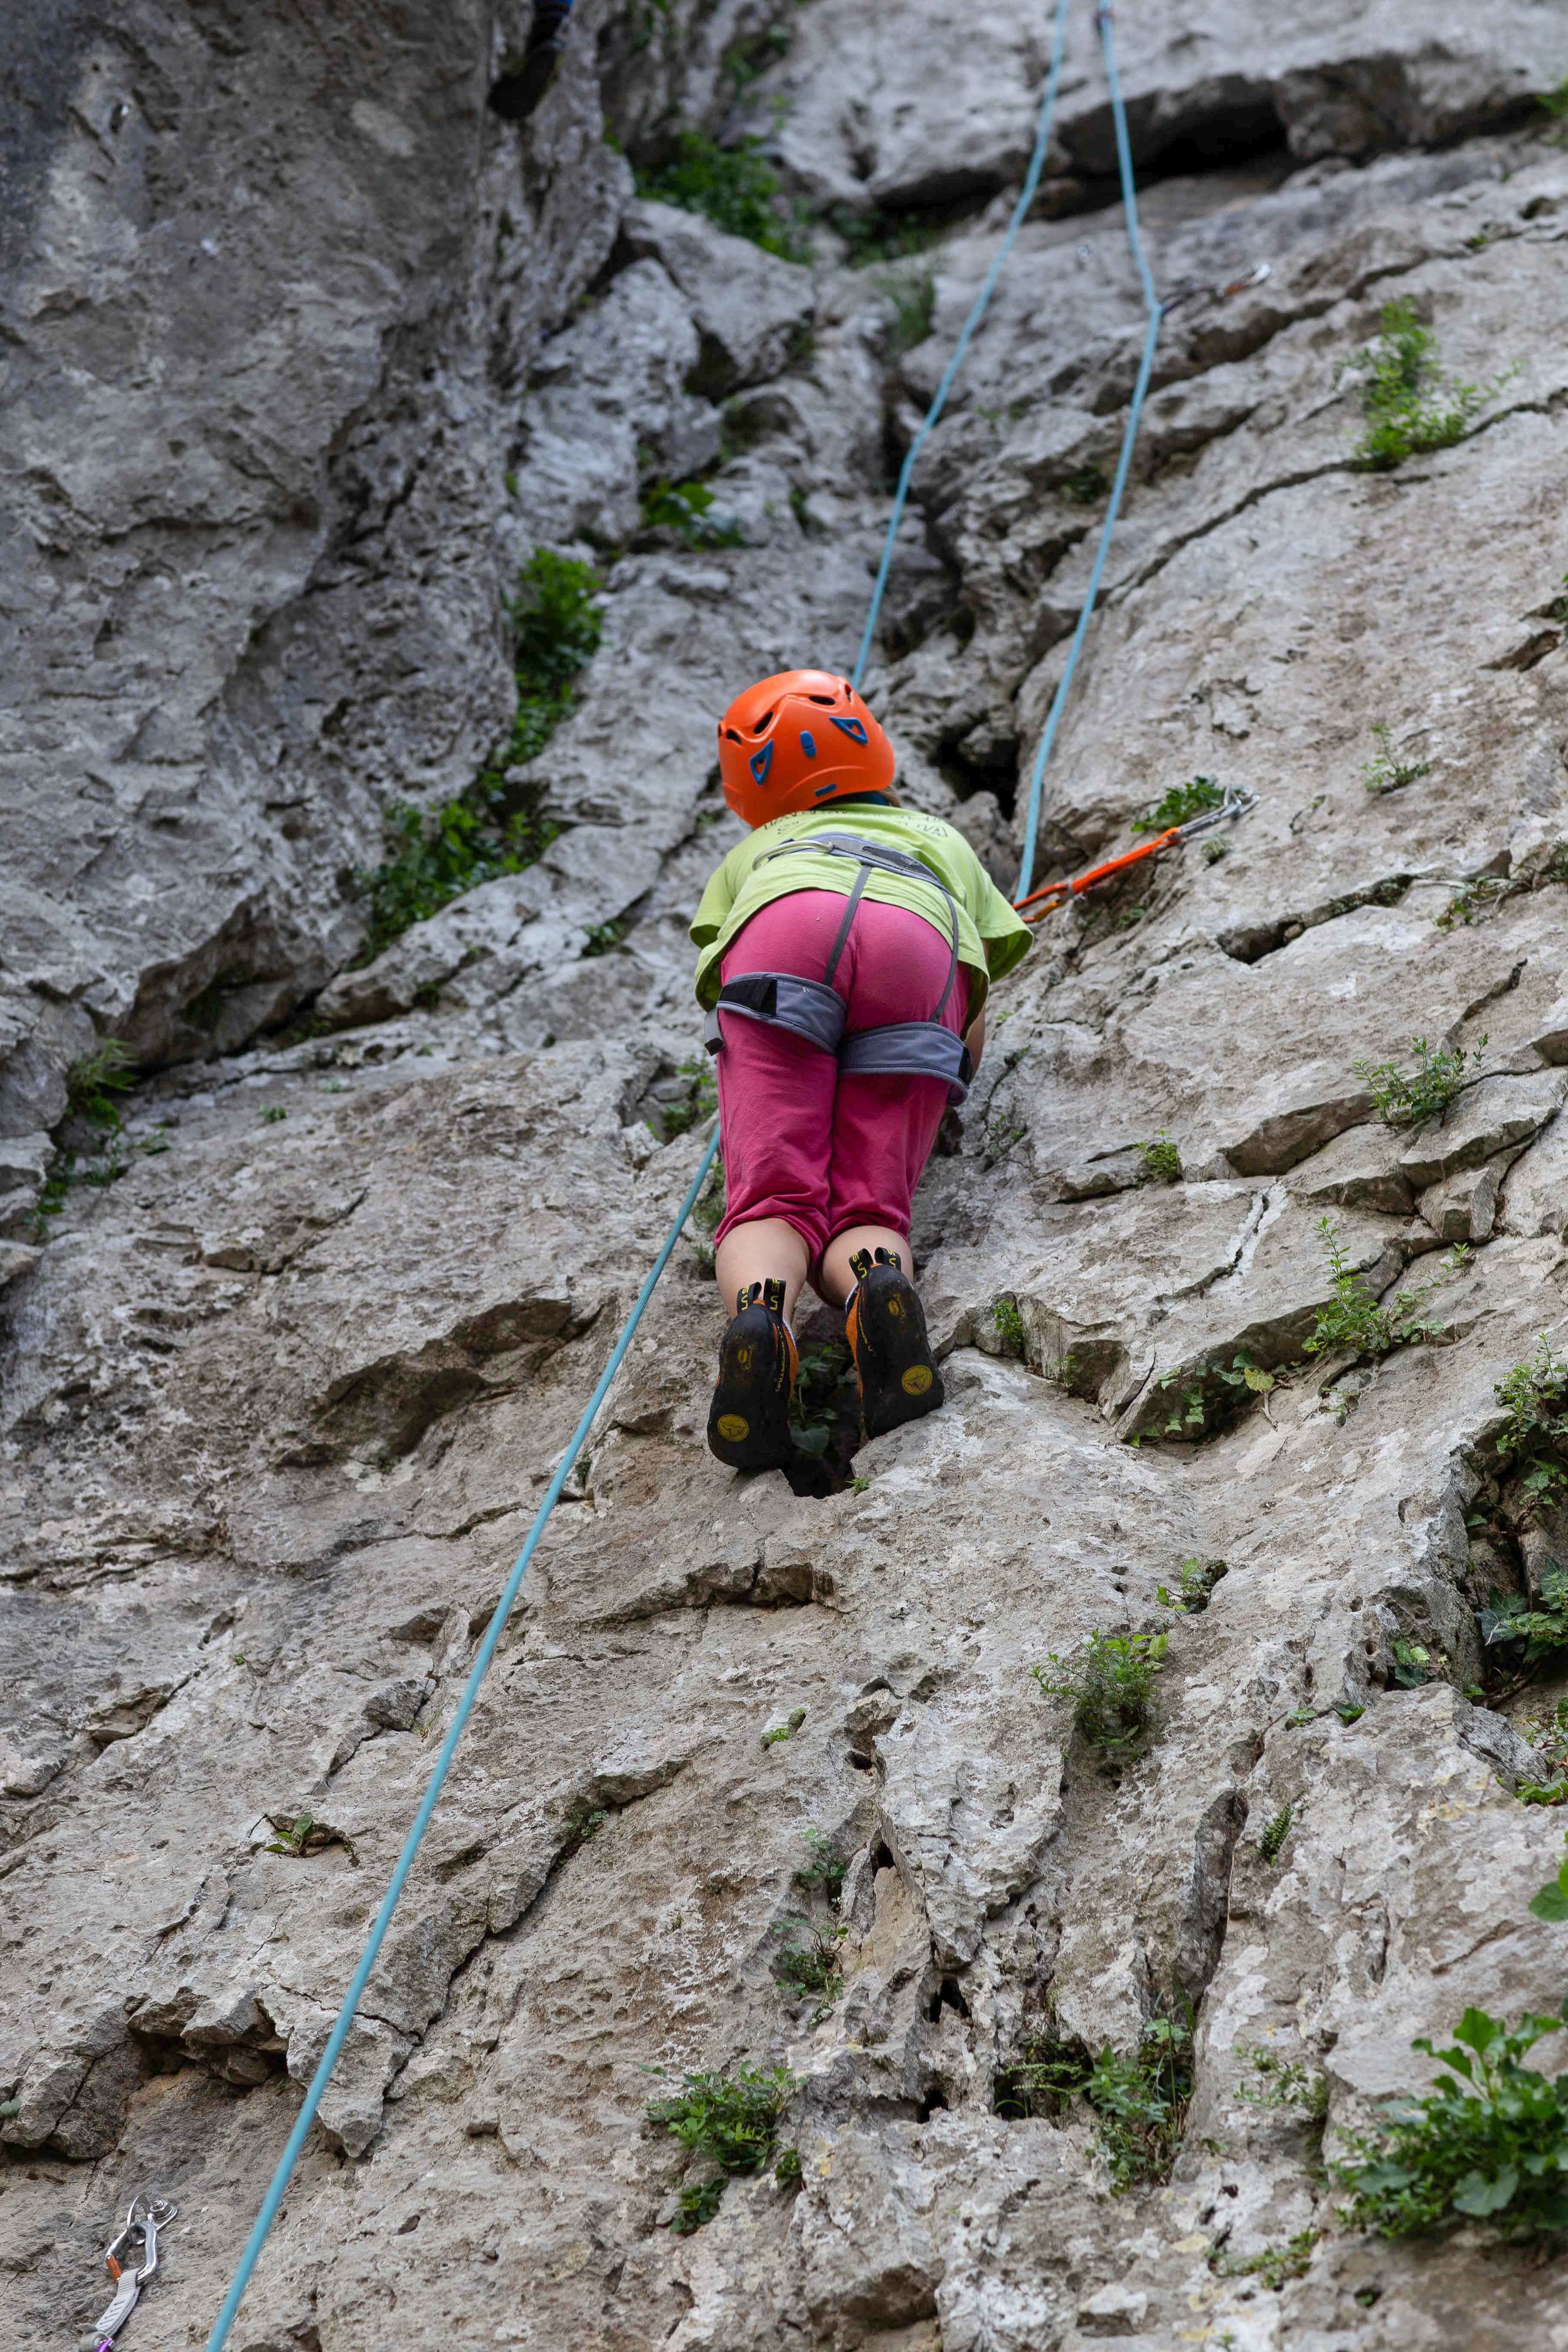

{"left": 756, "top": 708, "right": 776, "bottom": 731}
{"left": 724, "top": 728, "right": 741, "bottom": 741}
{"left": 806, "top": 694, "right": 835, "bottom": 705}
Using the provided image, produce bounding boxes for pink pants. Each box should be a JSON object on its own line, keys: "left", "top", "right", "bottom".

{"left": 712, "top": 889, "right": 969, "bottom": 1268}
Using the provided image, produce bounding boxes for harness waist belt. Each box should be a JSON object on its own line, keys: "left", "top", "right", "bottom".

{"left": 704, "top": 829, "right": 972, "bottom": 1106}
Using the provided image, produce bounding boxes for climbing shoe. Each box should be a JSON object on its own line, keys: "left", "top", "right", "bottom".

{"left": 846, "top": 1248, "right": 943, "bottom": 1438}
{"left": 707, "top": 1279, "right": 798, "bottom": 1472}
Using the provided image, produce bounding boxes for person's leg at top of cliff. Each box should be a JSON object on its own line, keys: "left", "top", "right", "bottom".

{"left": 488, "top": 0, "right": 576, "bottom": 123}
{"left": 689, "top": 669, "right": 1033, "bottom": 1475}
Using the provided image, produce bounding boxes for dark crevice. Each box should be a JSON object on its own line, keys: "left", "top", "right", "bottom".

{"left": 1218, "top": 874, "right": 1414, "bottom": 964}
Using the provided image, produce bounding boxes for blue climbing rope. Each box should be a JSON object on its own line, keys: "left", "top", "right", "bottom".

{"left": 208, "top": 7, "right": 1159, "bottom": 2339}
{"left": 1015, "top": 5, "right": 1163, "bottom": 901}
{"left": 851, "top": 0, "right": 1072, "bottom": 690}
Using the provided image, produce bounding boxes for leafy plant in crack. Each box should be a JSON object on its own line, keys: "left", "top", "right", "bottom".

{"left": 635, "top": 131, "right": 812, "bottom": 262}
{"left": 761, "top": 1707, "right": 806, "bottom": 1747}
{"left": 659, "top": 1056, "right": 719, "bottom": 1142}
{"left": 1211, "top": 2229, "right": 1318, "bottom": 2289}
{"left": 65, "top": 1038, "right": 136, "bottom": 1130}
{"left": 640, "top": 475, "right": 744, "bottom": 548}
{"left": 260, "top": 1811, "right": 357, "bottom": 1864}
{"left": 1515, "top": 1700, "right": 1568, "bottom": 1806}
{"left": 1303, "top": 1219, "right": 1468, "bottom": 1362}
{"left": 1062, "top": 464, "right": 1108, "bottom": 506}
{"left": 1391, "top": 1638, "right": 1446, "bottom": 1688}
{"left": 1157, "top": 1556, "right": 1227, "bottom": 1615}
{"left": 583, "top": 918, "right": 627, "bottom": 957}
{"left": 1540, "top": 77, "right": 1568, "bottom": 143}
{"left": 992, "top": 1296, "right": 1027, "bottom": 1357}
{"left": 1131, "top": 774, "right": 1224, "bottom": 835}
{"left": 1334, "top": 2005, "right": 1568, "bottom": 2240}
{"left": 773, "top": 1917, "right": 848, "bottom": 2005}
{"left": 646, "top": 2063, "right": 798, "bottom": 2232}
{"left": 1157, "top": 1355, "right": 1272, "bottom": 1441}
{"left": 1136, "top": 1131, "right": 1181, "bottom": 1184}
{"left": 788, "top": 1340, "right": 856, "bottom": 1458}
{"left": 1480, "top": 1559, "right": 1568, "bottom": 1683}
{"left": 1258, "top": 1803, "right": 1294, "bottom": 1863}
{"left": 1532, "top": 1828, "right": 1568, "bottom": 1919}
{"left": 356, "top": 550, "right": 598, "bottom": 955}
{"left": 1237, "top": 2045, "right": 1328, "bottom": 2119}
{"left": 1353, "top": 1034, "right": 1485, "bottom": 1129}
{"left": 1492, "top": 1336, "right": 1568, "bottom": 1502}
{"left": 1435, "top": 876, "right": 1508, "bottom": 930}
{"left": 1032, "top": 1628, "right": 1168, "bottom": 1758}
{"left": 993, "top": 2030, "right": 1094, "bottom": 2120}
{"left": 1360, "top": 723, "right": 1431, "bottom": 795}
{"left": 982, "top": 1113, "right": 1027, "bottom": 1169}
{"left": 794, "top": 1828, "right": 848, "bottom": 1906}
{"left": 1086, "top": 2014, "right": 1195, "bottom": 2191}
{"left": 1338, "top": 297, "right": 1510, "bottom": 471}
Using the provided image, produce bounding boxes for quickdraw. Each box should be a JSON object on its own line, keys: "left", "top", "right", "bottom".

{"left": 90, "top": 2194, "right": 177, "bottom": 2348}
{"left": 1014, "top": 785, "right": 1258, "bottom": 924}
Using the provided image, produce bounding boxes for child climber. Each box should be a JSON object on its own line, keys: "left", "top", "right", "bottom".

{"left": 691, "top": 669, "right": 1031, "bottom": 1472}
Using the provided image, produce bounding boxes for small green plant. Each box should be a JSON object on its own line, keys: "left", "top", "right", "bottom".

{"left": 659, "top": 1056, "right": 718, "bottom": 1140}
{"left": 774, "top": 2144, "right": 802, "bottom": 2185}
{"left": 1334, "top": 2005, "right": 1568, "bottom": 2238}
{"left": 1391, "top": 1639, "right": 1444, "bottom": 1688}
{"left": 1131, "top": 775, "right": 1224, "bottom": 836}
{"left": 647, "top": 2063, "right": 798, "bottom": 2232}
{"left": 1340, "top": 297, "right": 1503, "bottom": 471}
{"left": 1492, "top": 1337, "right": 1568, "bottom": 1499}
{"left": 260, "top": 1104, "right": 287, "bottom": 1124}
{"left": 773, "top": 1917, "right": 848, "bottom": 2001}
{"left": 761, "top": 1707, "right": 806, "bottom": 1747}
{"left": 1304, "top": 1219, "right": 1468, "bottom": 1361}
{"left": 261, "top": 1811, "right": 356, "bottom": 1863}
{"left": 1539, "top": 76, "right": 1568, "bottom": 141}
{"left": 1259, "top": 1803, "right": 1294, "bottom": 1863}
{"left": 635, "top": 131, "right": 811, "bottom": 262}
{"left": 357, "top": 549, "right": 598, "bottom": 956}
{"left": 1481, "top": 1559, "right": 1568, "bottom": 1677}
{"left": 992, "top": 1297, "right": 1027, "bottom": 1357}
{"left": 1136, "top": 1131, "right": 1181, "bottom": 1184}
{"left": 1532, "top": 1829, "right": 1568, "bottom": 1919}
{"left": 982, "top": 1114, "right": 1027, "bottom": 1169}
{"left": 994, "top": 2032, "right": 1094, "bottom": 2119}
{"left": 1360, "top": 723, "right": 1431, "bottom": 796}
{"left": 1086, "top": 2015, "right": 1195, "bottom": 2191}
{"left": 1203, "top": 839, "right": 1229, "bottom": 866}
{"left": 1435, "top": 876, "right": 1508, "bottom": 930}
{"left": 876, "top": 267, "right": 935, "bottom": 354}
{"left": 1157, "top": 1557, "right": 1228, "bottom": 1615}
{"left": 789, "top": 1340, "right": 856, "bottom": 1458}
{"left": 65, "top": 1038, "right": 136, "bottom": 1130}
{"left": 795, "top": 1829, "right": 848, "bottom": 1905}
{"left": 1211, "top": 2230, "right": 1318, "bottom": 2290}
{"left": 1335, "top": 1700, "right": 1366, "bottom": 1725}
{"left": 1517, "top": 1699, "right": 1568, "bottom": 1807}
{"left": 583, "top": 918, "right": 627, "bottom": 956}
{"left": 1237, "top": 2046, "right": 1328, "bottom": 2119}
{"left": 1354, "top": 1034, "right": 1485, "bottom": 1129}
{"left": 1032, "top": 1628, "right": 1168, "bottom": 1757}
{"left": 1062, "top": 465, "right": 1107, "bottom": 506}
{"left": 640, "top": 476, "right": 744, "bottom": 548}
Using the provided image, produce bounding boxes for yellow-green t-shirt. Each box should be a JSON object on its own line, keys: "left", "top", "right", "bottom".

{"left": 689, "top": 803, "right": 1031, "bottom": 1016}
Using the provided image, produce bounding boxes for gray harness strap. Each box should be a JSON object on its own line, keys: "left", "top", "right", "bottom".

{"left": 704, "top": 830, "right": 973, "bottom": 1106}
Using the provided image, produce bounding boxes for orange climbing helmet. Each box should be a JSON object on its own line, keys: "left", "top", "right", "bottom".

{"left": 716, "top": 669, "right": 896, "bottom": 828}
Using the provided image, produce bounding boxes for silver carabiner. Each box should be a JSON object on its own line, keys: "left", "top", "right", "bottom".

{"left": 91, "top": 2194, "right": 177, "bottom": 2346}
{"left": 1175, "top": 785, "right": 1259, "bottom": 842}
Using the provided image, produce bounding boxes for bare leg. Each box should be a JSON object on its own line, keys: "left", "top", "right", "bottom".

{"left": 818, "top": 1222, "right": 909, "bottom": 1310}
{"left": 714, "top": 1216, "right": 811, "bottom": 1326}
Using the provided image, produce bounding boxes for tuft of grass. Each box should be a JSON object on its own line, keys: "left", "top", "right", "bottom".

{"left": 65, "top": 1038, "right": 136, "bottom": 1130}
{"left": 1211, "top": 2230, "right": 1318, "bottom": 2290}
{"left": 996, "top": 2015, "right": 1193, "bottom": 2190}
{"left": 355, "top": 550, "right": 599, "bottom": 958}
{"left": 773, "top": 1917, "right": 848, "bottom": 2002}
{"left": 635, "top": 130, "right": 811, "bottom": 262}
{"left": 1032, "top": 1628, "right": 1167, "bottom": 1758}
{"left": 647, "top": 2063, "right": 798, "bottom": 2232}
{"left": 1340, "top": 297, "right": 1508, "bottom": 471}
{"left": 1354, "top": 1034, "right": 1485, "bottom": 1129}
{"left": 260, "top": 1105, "right": 287, "bottom": 1125}
{"left": 640, "top": 475, "right": 745, "bottom": 548}
{"left": 876, "top": 267, "right": 935, "bottom": 354}
{"left": 794, "top": 1828, "right": 847, "bottom": 1906}
{"left": 1136, "top": 1131, "right": 1181, "bottom": 1184}
{"left": 1334, "top": 2004, "right": 1568, "bottom": 2240}
{"left": 994, "top": 2030, "right": 1094, "bottom": 2120}
{"left": 1361, "top": 722, "right": 1431, "bottom": 795}
{"left": 1303, "top": 1217, "right": 1468, "bottom": 1362}
{"left": 1131, "top": 774, "right": 1224, "bottom": 836}
{"left": 992, "top": 1296, "right": 1027, "bottom": 1357}
{"left": 1259, "top": 1803, "right": 1293, "bottom": 1863}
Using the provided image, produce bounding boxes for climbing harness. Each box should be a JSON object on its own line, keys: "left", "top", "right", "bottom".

{"left": 1015, "top": 785, "right": 1258, "bottom": 924}
{"left": 90, "top": 2194, "right": 177, "bottom": 2348}
{"left": 703, "top": 833, "right": 972, "bottom": 1103}
{"left": 207, "top": 7, "right": 1189, "bottom": 2341}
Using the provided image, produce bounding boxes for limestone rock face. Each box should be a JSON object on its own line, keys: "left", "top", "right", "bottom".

{"left": 7, "top": 2, "right": 1568, "bottom": 2349}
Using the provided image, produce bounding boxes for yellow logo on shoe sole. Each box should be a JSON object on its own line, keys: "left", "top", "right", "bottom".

{"left": 717, "top": 1413, "right": 750, "bottom": 1441}
{"left": 901, "top": 1365, "right": 933, "bottom": 1395}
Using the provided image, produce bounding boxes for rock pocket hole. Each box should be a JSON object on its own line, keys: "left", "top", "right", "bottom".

{"left": 927, "top": 1976, "right": 971, "bottom": 2023}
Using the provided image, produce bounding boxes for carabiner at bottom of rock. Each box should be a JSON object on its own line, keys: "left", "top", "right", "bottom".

{"left": 90, "top": 2193, "right": 177, "bottom": 2345}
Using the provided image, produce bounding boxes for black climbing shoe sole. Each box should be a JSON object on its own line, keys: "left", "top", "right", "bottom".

{"left": 847, "top": 1263, "right": 943, "bottom": 1438}
{"left": 707, "top": 1302, "right": 798, "bottom": 1472}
